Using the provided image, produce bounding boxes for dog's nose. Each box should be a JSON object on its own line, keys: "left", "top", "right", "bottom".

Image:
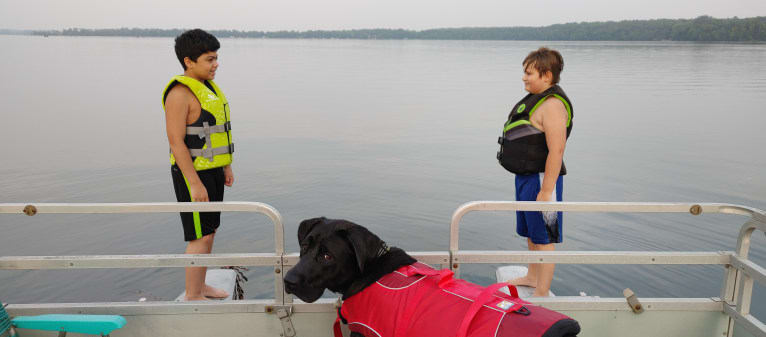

{"left": 284, "top": 279, "right": 296, "bottom": 294}
{"left": 283, "top": 271, "right": 300, "bottom": 294}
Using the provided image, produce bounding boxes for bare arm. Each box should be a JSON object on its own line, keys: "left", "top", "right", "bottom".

{"left": 165, "top": 86, "right": 208, "bottom": 201}
{"left": 537, "top": 98, "right": 568, "bottom": 201}
{"left": 223, "top": 165, "right": 234, "bottom": 187}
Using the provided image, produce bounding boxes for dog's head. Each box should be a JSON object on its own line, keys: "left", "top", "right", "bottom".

{"left": 284, "top": 217, "right": 387, "bottom": 302}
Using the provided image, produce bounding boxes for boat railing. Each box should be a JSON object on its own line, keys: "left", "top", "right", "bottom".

{"left": 449, "top": 201, "right": 766, "bottom": 337}
{"left": 1, "top": 201, "right": 765, "bottom": 336}
{"left": 0, "top": 202, "right": 289, "bottom": 302}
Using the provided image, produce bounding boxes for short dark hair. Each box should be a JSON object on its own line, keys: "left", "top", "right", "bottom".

{"left": 523, "top": 47, "right": 564, "bottom": 84}
{"left": 174, "top": 29, "right": 220, "bottom": 70}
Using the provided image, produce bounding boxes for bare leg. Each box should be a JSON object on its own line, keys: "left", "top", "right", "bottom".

{"left": 532, "top": 242, "right": 555, "bottom": 297}
{"left": 508, "top": 238, "right": 539, "bottom": 288}
{"left": 184, "top": 233, "right": 228, "bottom": 300}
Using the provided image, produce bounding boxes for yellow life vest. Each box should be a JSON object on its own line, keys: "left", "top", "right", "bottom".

{"left": 162, "top": 75, "right": 233, "bottom": 171}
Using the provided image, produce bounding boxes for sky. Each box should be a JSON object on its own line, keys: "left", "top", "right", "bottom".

{"left": 1, "top": 0, "right": 765, "bottom": 31}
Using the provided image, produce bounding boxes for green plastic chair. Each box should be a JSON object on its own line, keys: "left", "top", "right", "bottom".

{"left": 1, "top": 303, "right": 126, "bottom": 337}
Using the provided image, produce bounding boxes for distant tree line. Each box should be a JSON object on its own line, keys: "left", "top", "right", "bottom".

{"left": 30, "top": 16, "right": 766, "bottom": 42}
{"left": 0, "top": 29, "right": 33, "bottom": 35}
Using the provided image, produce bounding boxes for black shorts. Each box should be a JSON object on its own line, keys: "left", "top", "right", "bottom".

{"left": 171, "top": 165, "right": 225, "bottom": 241}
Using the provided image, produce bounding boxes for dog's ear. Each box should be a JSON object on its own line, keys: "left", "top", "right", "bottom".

{"left": 337, "top": 221, "right": 384, "bottom": 274}
{"left": 298, "top": 217, "right": 326, "bottom": 243}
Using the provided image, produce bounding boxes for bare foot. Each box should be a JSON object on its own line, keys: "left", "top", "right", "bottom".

{"left": 508, "top": 275, "right": 537, "bottom": 288}
{"left": 532, "top": 290, "right": 551, "bottom": 297}
{"left": 184, "top": 295, "right": 209, "bottom": 301}
{"left": 203, "top": 284, "right": 229, "bottom": 299}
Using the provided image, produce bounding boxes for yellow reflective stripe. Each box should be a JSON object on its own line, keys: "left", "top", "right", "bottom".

{"left": 551, "top": 94, "right": 573, "bottom": 127}
{"left": 527, "top": 95, "right": 549, "bottom": 117}
{"left": 181, "top": 173, "right": 202, "bottom": 239}
{"left": 503, "top": 119, "right": 532, "bottom": 133}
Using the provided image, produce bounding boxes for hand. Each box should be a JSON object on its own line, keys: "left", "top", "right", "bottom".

{"left": 224, "top": 165, "right": 234, "bottom": 187}
{"left": 536, "top": 190, "right": 553, "bottom": 202}
{"left": 190, "top": 181, "right": 209, "bottom": 202}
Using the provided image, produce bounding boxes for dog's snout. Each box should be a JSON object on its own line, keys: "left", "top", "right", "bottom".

{"left": 283, "top": 271, "right": 300, "bottom": 294}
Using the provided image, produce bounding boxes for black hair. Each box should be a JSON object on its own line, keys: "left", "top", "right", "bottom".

{"left": 174, "top": 29, "right": 220, "bottom": 70}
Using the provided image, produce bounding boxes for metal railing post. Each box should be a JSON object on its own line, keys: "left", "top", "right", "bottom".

{"left": 725, "top": 214, "right": 766, "bottom": 337}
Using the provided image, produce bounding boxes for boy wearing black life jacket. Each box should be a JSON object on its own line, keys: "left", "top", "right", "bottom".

{"left": 163, "top": 29, "right": 235, "bottom": 301}
{"left": 497, "top": 47, "right": 573, "bottom": 297}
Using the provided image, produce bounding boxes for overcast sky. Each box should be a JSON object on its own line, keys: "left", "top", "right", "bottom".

{"left": 1, "top": 0, "right": 764, "bottom": 31}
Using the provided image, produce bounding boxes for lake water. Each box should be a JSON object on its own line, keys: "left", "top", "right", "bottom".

{"left": 1, "top": 35, "right": 765, "bottom": 319}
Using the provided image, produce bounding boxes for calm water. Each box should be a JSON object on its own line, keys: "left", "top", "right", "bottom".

{"left": 1, "top": 35, "right": 765, "bottom": 318}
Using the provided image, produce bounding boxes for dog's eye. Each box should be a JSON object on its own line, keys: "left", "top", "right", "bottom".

{"left": 323, "top": 253, "right": 333, "bottom": 261}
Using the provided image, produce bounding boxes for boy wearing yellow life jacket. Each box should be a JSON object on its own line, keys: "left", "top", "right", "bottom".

{"left": 163, "top": 29, "right": 234, "bottom": 301}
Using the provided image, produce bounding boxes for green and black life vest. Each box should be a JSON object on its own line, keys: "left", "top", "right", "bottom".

{"left": 162, "top": 75, "right": 233, "bottom": 171}
{"left": 497, "top": 85, "right": 573, "bottom": 175}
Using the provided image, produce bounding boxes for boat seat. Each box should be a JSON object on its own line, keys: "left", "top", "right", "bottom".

{"left": 1, "top": 303, "right": 126, "bottom": 337}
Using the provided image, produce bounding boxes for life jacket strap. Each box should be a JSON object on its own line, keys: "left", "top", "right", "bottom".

{"left": 188, "top": 143, "right": 235, "bottom": 161}
{"left": 456, "top": 283, "right": 524, "bottom": 337}
{"left": 401, "top": 264, "right": 455, "bottom": 288}
{"left": 186, "top": 121, "right": 231, "bottom": 138}
{"left": 333, "top": 315, "right": 343, "bottom": 337}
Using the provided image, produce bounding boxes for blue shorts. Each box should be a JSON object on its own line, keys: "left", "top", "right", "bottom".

{"left": 515, "top": 173, "right": 563, "bottom": 244}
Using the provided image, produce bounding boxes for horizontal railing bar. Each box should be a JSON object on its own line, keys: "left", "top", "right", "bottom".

{"left": 448, "top": 201, "right": 765, "bottom": 262}
{"left": 731, "top": 255, "right": 766, "bottom": 287}
{"left": 449, "top": 201, "right": 760, "bottom": 215}
{"left": 4, "top": 299, "right": 341, "bottom": 315}
{"left": 453, "top": 251, "right": 732, "bottom": 265}
{"left": 282, "top": 251, "right": 449, "bottom": 267}
{"left": 0, "top": 202, "right": 278, "bottom": 214}
{"left": 3, "top": 201, "right": 760, "bottom": 223}
{"left": 0, "top": 201, "right": 286, "bottom": 256}
{"left": 1, "top": 251, "right": 733, "bottom": 270}
{"left": 723, "top": 304, "right": 766, "bottom": 337}
{"left": 0, "top": 253, "right": 281, "bottom": 269}
{"left": 5, "top": 300, "right": 286, "bottom": 315}
{"left": 5, "top": 298, "right": 723, "bottom": 316}
{"left": 531, "top": 297, "right": 724, "bottom": 312}
{"left": 282, "top": 253, "right": 299, "bottom": 266}
{"left": 410, "top": 252, "right": 451, "bottom": 265}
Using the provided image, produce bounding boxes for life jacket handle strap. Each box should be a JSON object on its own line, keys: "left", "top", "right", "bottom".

{"left": 455, "top": 283, "right": 524, "bottom": 337}
{"left": 402, "top": 264, "right": 455, "bottom": 288}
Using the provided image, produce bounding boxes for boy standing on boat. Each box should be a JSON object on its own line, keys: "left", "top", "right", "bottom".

{"left": 497, "top": 47, "right": 573, "bottom": 297}
{"left": 163, "top": 29, "right": 234, "bottom": 301}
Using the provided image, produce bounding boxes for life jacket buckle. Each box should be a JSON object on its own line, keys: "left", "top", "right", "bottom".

{"left": 201, "top": 148, "right": 214, "bottom": 161}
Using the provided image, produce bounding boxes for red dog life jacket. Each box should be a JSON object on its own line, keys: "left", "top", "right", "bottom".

{"left": 334, "top": 262, "right": 579, "bottom": 337}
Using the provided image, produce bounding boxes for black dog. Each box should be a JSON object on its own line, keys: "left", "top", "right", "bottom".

{"left": 284, "top": 217, "right": 415, "bottom": 303}
{"left": 284, "top": 217, "right": 580, "bottom": 337}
